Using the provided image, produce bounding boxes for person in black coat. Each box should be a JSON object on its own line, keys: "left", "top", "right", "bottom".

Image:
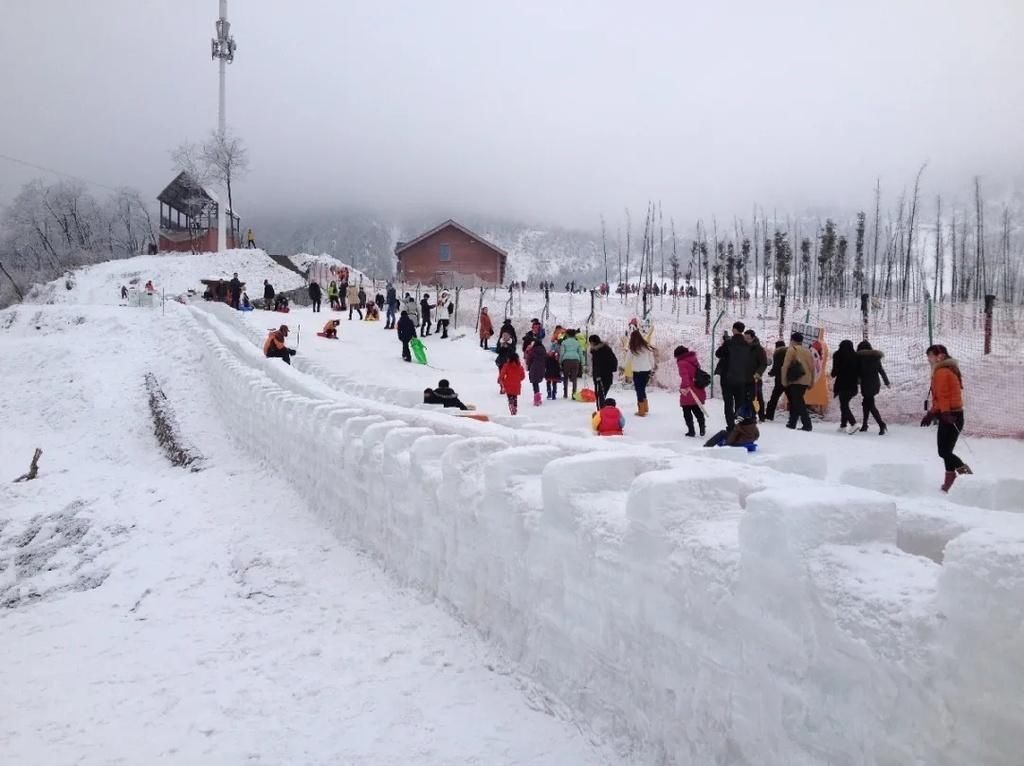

{"left": 499, "top": 319, "right": 516, "bottom": 347}
{"left": 715, "top": 322, "right": 757, "bottom": 430}
{"left": 830, "top": 339, "right": 860, "bottom": 430}
{"left": 588, "top": 334, "right": 619, "bottom": 409}
{"left": 308, "top": 281, "right": 322, "bottom": 313}
{"left": 229, "top": 272, "right": 242, "bottom": 309}
{"left": 396, "top": 310, "right": 417, "bottom": 362}
{"left": 856, "top": 340, "right": 890, "bottom": 434}
{"left": 263, "top": 280, "right": 275, "bottom": 310}
{"left": 419, "top": 294, "right": 433, "bottom": 336}
{"left": 744, "top": 329, "right": 769, "bottom": 422}
{"left": 764, "top": 340, "right": 787, "bottom": 420}
{"left": 423, "top": 379, "right": 469, "bottom": 410}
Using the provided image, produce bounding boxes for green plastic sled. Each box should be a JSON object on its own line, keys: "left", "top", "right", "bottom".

{"left": 410, "top": 337, "right": 428, "bottom": 365}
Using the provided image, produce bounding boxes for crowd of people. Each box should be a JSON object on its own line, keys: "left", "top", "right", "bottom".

{"left": 251, "top": 277, "right": 971, "bottom": 491}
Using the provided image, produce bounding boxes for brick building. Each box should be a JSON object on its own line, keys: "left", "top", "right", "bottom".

{"left": 395, "top": 219, "right": 507, "bottom": 286}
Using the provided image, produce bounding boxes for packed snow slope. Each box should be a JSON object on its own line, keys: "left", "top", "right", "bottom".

{"left": 8, "top": 255, "right": 1024, "bottom": 764}
{"left": 0, "top": 303, "right": 614, "bottom": 765}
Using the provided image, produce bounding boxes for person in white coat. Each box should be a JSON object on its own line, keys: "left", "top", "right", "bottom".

{"left": 625, "top": 329, "right": 656, "bottom": 416}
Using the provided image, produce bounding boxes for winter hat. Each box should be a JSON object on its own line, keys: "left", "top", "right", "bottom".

{"left": 791, "top": 331, "right": 804, "bottom": 344}
{"left": 733, "top": 321, "right": 746, "bottom": 333}
{"left": 438, "top": 379, "right": 450, "bottom": 388}
{"left": 589, "top": 334, "right": 601, "bottom": 344}
{"left": 774, "top": 340, "right": 786, "bottom": 348}
{"left": 674, "top": 345, "right": 689, "bottom": 357}
{"left": 605, "top": 398, "right": 617, "bottom": 408}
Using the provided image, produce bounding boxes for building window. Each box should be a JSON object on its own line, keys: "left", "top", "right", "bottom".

{"left": 439, "top": 243, "right": 451, "bottom": 262}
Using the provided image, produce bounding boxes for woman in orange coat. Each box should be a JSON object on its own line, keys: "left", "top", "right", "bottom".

{"left": 921, "top": 344, "right": 972, "bottom": 491}
{"left": 498, "top": 352, "right": 526, "bottom": 415}
{"left": 479, "top": 307, "right": 494, "bottom": 349}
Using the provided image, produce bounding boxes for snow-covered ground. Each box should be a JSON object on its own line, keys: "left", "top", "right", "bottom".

{"left": 0, "top": 303, "right": 614, "bottom": 765}
{"left": 5, "top": 255, "right": 1024, "bottom": 764}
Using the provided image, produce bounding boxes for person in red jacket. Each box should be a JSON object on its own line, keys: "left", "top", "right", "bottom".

{"left": 921, "top": 344, "right": 972, "bottom": 491}
{"left": 498, "top": 352, "right": 526, "bottom": 415}
{"left": 592, "top": 397, "right": 625, "bottom": 436}
{"left": 675, "top": 345, "right": 707, "bottom": 437}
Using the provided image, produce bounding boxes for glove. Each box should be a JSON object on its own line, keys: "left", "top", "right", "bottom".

{"left": 920, "top": 413, "right": 934, "bottom": 427}
{"left": 289, "top": 348, "right": 298, "bottom": 355}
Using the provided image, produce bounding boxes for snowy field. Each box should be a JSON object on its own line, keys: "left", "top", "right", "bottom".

{"left": 4, "top": 251, "right": 1024, "bottom": 764}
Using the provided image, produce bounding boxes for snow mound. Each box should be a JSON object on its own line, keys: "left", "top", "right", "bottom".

{"left": 24, "top": 249, "right": 305, "bottom": 306}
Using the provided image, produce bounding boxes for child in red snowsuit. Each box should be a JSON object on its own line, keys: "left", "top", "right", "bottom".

{"left": 592, "top": 398, "right": 625, "bottom": 436}
{"left": 498, "top": 353, "right": 526, "bottom": 415}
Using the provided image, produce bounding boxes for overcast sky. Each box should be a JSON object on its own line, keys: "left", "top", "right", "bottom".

{"left": 1, "top": 0, "right": 1022, "bottom": 228}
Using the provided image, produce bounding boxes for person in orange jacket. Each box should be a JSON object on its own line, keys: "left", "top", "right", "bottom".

{"left": 498, "top": 352, "right": 526, "bottom": 415}
{"left": 920, "top": 343, "right": 972, "bottom": 491}
{"left": 322, "top": 319, "right": 340, "bottom": 339}
{"left": 592, "top": 397, "right": 625, "bottom": 436}
{"left": 263, "top": 324, "right": 296, "bottom": 364}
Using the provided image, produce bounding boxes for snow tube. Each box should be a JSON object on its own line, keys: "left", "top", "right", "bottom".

{"left": 573, "top": 388, "right": 596, "bottom": 403}
{"left": 410, "top": 337, "right": 428, "bottom": 365}
{"left": 458, "top": 413, "right": 490, "bottom": 422}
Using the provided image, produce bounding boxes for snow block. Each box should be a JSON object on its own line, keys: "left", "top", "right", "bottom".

{"left": 948, "top": 476, "right": 1024, "bottom": 512}
{"left": 753, "top": 451, "right": 828, "bottom": 480}
{"left": 841, "top": 462, "right": 926, "bottom": 496}
{"left": 935, "top": 525, "right": 1024, "bottom": 765}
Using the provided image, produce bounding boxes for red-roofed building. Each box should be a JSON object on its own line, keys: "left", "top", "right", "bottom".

{"left": 395, "top": 219, "right": 507, "bottom": 286}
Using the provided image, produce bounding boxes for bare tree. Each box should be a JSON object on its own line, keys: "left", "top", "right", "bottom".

{"left": 201, "top": 128, "right": 250, "bottom": 219}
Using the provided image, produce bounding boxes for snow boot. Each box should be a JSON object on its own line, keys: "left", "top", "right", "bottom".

{"left": 533, "top": 392, "right": 542, "bottom": 407}
{"left": 846, "top": 424, "right": 859, "bottom": 435}
{"left": 956, "top": 464, "right": 973, "bottom": 476}
{"left": 878, "top": 423, "right": 887, "bottom": 436}
{"left": 636, "top": 400, "right": 648, "bottom": 417}
{"left": 941, "top": 471, "right": 957, "bottom": 493}
{"left": 859, "top": 423, "right": 869, "bottom": 432}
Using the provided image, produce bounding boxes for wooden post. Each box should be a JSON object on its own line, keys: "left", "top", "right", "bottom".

{"left": 704, "top": 292, "right": 712, "bottom": 334}
{"left": 984, "top": 294, "right": 995, "bottom": 355}
{"left": 860, "top": 293, "right": 869, "bottom": 341}
{"left": 13, "top": 448, "right": 43, "bottom": 483}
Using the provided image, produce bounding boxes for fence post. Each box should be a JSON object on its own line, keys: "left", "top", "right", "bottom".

{"left": 587, "top": 289, "right": 596, "bottom": 324}
{"left": 704, "top": 293, "right": 712, "bottom": 334}
{"left": 984, "top": 294, "right": 995, "bottom": 354}
{"left": 778, "top": 293, "right": 787, "bottom": 341}
{"left": 453, "top": 286, "right": 462, "bottom": 329}
{"left": 475, "top": 287, "right": 484, "bottom": 331}
{"left": 860, "top": 292, "right": 868, "bottom": 342}
{"left": 927, "top": 297, "right": 934, "bottom": 346}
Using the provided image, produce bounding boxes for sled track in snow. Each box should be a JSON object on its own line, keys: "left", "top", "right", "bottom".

{"left": 181, "top": 302, "right": 1024, "bottom": 766}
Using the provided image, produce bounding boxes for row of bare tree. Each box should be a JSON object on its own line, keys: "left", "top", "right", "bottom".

{"left": 599, "top": 172, "right": 1022, "bottom": 310}
{"left": 0, "top": 180, "right": 155, "bottom": 305}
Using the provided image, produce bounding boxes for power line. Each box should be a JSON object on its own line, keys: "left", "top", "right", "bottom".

{"left": 0, "top": 152, "right": 122, "bottom": 193}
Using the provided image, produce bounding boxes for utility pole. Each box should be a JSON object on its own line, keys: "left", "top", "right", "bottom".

{"left": 211, "top": 0, "right": 237, "bottom": 252}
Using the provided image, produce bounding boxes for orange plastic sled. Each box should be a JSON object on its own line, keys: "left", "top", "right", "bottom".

{"left": 458, "top": 413, "right": 490, "bottom": 422}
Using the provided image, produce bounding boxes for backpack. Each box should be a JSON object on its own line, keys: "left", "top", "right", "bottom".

{"left": 693, "top": 368, "right": 712, "bottom": 390}
{"left": 787, "top": 360, "right": 805, "bottom": 383}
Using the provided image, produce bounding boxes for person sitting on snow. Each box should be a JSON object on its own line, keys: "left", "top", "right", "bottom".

{"left": 592, "top": 397, "right": 625, "bottom": 436}
{"left": 704, "top": 405, "right": 760, "bottom": 448}
{"left": 241, "top": 292, "right": 252, "bottom": 310}
{"left": 263, "top": 325, "right": 297, "bottom": 364}
{"left": 423, "top": 379, "right": 470, "bottom": 410}
{"left": 364, "top": 302, "right": 380, "bottom": 321}
{"left": 322, "top": 319, "right": 341, "bottom": 339}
